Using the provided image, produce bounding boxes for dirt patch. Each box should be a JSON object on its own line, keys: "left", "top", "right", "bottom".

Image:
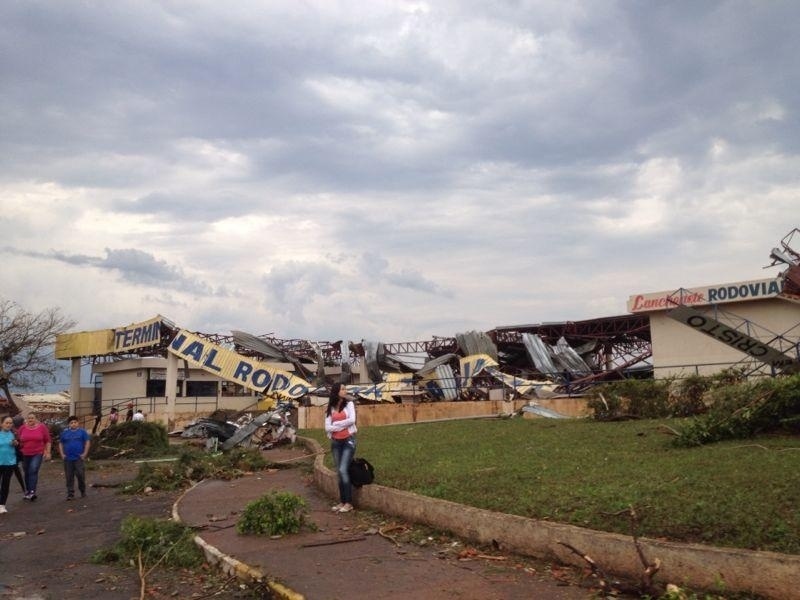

{"left": 0, "top": 459, "right": 264, "bottom": 599}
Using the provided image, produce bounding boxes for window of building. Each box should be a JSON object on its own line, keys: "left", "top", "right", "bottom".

{"left": 186, "top": 380, "right": 218, "bottom": 397}
{"left": 220, "top": 381, "right": 250, "bottom": 396}
{"left": 145, "top": 379, "right": 182, "bottom": 398}
{"left": 146, "top": 379, "right": 166, "bottom": 397}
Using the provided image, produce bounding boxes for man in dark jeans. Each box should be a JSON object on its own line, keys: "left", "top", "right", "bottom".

{"left": 58, "top": 416, "right": 91, "bottom": 500}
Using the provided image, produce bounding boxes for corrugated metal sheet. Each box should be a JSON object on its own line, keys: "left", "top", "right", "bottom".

{"left": 232, "top": 330, "right": 286, "bottom": 361}
{"left": 435, "top": 364, "right": 458, "bottom": 401}
{"left": 416, "top": 353, "right": 458, "bottom": 377}
{"left": 485, "top": 367, "right": 556, "bottom": 399}
{"left": 455, "top": 330, "right": 498, "bottom": 361}
{"left": 522, "top": 333, "right": 559, "bottom": 376}
{"left": 309, "top": 342, "right": 327, "bottom": 386}
{"left": 232, "top": 329, "right": 315, "bottom": 379}
{"left": 553, "top": 336, "right": 592, "bottom": 374}
{"left": 363, "top": 340, "right": 383, "bottom": 383}
{"left": 522, "top": 404, "right": 571, "bottom": 419}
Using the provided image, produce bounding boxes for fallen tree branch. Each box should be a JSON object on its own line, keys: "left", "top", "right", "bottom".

{"left": 557, "top": 541, "right": 612, "bottom": 594}
{"left": 270, "top": 449, "right": 327, "bottom": 464}
{"left": 657, "top": 424, "right": 681, "bottom": 436}
{"left": 300, "top": 535, "right": 366, "bottom": 548}
{"left": 187, "top": 574, "right": 239, "bottom": 599}
{"left": 378, "top": 524, "right": 407, "bottom": 546}
{"left": 629, "top": 505, "right": 661, "bottom": 595}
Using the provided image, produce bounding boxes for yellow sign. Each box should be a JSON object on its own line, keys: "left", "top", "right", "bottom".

{"left": 347, "top": 373, "right": 415, "bottom": 402}
{"left": 55, "top": 329, "right": 114, "bottom": 359}
{"left": 168, "top": 329, "right": 311, "bottom": 398}
{"left": 459, "top": 353, "right": 498, "bottom": 388}
{"left": 486, "top": 368, "right": 553, "bottom": 397}
{"left": 114, "top": 316, "right": 162, "bottom": 352}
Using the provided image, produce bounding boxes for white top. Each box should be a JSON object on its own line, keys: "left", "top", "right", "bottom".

{"left": 324, "top": 400, "right": 357, "bottom": 439}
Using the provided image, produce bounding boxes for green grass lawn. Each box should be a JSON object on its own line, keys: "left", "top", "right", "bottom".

{"left": 302, "top": 417, "right": 800, "bottom": 554}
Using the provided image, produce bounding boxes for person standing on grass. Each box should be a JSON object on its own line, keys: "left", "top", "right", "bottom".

{"left": 17, "top": 413, "right": 51, "bottom": 501}
{"left": 58, "top": 416, "right": 90, "bottom": 500}
{"left": 324, "top": 382, "right": 357, "bottom": 514}
{"left": 0, "top": 416, "right": 20, "bottom": 513}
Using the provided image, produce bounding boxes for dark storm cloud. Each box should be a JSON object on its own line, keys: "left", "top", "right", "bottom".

{"left": 2, "top": 1, "right": 799, "bottom": 199}
{"left": 2, "top": 246, "right": 221, "bottom": 296}
{"left": 1, "top": 1, "right": 799, "bottom": 339}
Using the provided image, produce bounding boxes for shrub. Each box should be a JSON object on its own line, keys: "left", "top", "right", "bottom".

{"left": 122, "top": 446, "right": 268, "bottom": 493}
{"left": 92, "top": 515, "right": 203, "bottom": 568}
{"left": 237, "top": 491, "right": 309, "bottom": 536}
{"left": 587, "top": 379, "right": 672, "bottom": 420}
{"left": 668, "top": 375, "right": 711, "bottom": 417}
{"left": 674, "top": 374, "right": 800, "bottom": 446}
{"left": 91, "top": 421, "right": 170, "bottom": 459}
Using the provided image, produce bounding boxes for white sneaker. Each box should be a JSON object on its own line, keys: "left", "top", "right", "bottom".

{"left": 0, "top": 505, "right": 7, "bottom": 513}
{"left": 331, "top": 503, "right": 344, "bottom": 512}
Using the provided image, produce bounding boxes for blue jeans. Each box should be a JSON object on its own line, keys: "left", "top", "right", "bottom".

{"left": 22, "top": 453, "right": 43, "bottom": 494}
{"left": 331, "top": 436, "right": 356, "bottom": 504}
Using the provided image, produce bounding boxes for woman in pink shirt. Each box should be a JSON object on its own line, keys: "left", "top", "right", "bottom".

{"left": 17, "top": 413, "right": 51, "bottom": 500}
{"left": 324, "top": 382, "right": 357, "bottom": 513}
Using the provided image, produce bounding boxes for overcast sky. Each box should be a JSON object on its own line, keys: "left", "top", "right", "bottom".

{"left": 1, "top": 1, "right": 798, "bottom": 345}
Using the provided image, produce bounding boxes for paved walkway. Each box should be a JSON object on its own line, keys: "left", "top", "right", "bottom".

{"left": 174, "top": 448, "right": 594, "bottom": 600}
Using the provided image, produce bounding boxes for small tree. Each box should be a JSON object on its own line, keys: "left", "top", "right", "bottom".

{"left": 0, "top": 300, "right": 75, "bottom": 415}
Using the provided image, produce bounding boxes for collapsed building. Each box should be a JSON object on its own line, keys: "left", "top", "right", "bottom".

{"left": 54, "top": 229, "right": 800, "bottom": 427}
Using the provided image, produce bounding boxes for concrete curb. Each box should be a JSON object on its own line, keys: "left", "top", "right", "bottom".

{"left": 172, "top": 482, "right": 306, "bottom": 600}
{"left": 302, "top": 436, "right": 800, "bottom": 600}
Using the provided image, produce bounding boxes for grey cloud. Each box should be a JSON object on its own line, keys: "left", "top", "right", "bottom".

{"left": 261, "top": 260, "right": 340, "bottom": 323}
{"left": 111, "top": 193, "right": 261, "bottom": 223}
{"left": 5, "top": 0, "right": 798, "bottom": 198}
{"left": 358, "top": 252, "right": 452, "bottom": 297}
{"left": 2, "top": 246, "right": 221, "bottom": 296}
{"left": 1, "top": 2, "right": 799, "bottom": 342}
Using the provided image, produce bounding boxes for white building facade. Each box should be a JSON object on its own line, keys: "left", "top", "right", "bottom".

{"left": 628, "top": 276, "right": 800, "bottom": 378}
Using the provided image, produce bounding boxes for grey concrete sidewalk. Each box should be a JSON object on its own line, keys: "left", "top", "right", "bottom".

{"left": 174, "top": 451, "right": 594, "bottom": 600}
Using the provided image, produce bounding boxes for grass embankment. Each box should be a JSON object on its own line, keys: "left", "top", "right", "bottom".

{"left": 303, "top": 418, "right": 800, "bottom": 554}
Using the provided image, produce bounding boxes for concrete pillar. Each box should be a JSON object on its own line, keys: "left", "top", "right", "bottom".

{"left": 70, "top": 357, "right": 81, "bottom": 416}
{"left": 165, "top": 352, "right": 178, "bottom": 426}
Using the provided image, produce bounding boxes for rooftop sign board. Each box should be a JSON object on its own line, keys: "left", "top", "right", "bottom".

{"left": 55, "top": 315, "right": 164, "bottom": 359}
{"left": 628, "top": 277, "right": 783, "bottom": 313}
{"left": 113, "top": 315, "right": 162, "bottom": 353}
{"left": 55, "top": 329, "right": 114, "bottom": 359}
{"left": 168, "top": 329, "right": 310, "bottom": 398}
